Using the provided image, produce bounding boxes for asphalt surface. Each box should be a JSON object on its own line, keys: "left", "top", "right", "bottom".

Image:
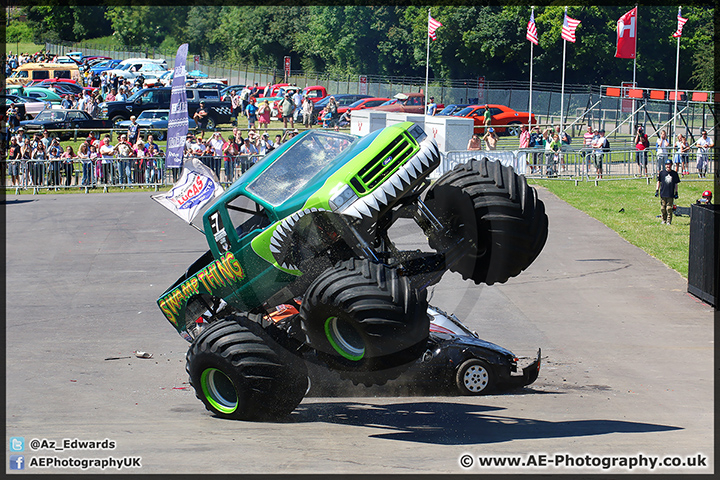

{"left": 4, "top": 187, "right": 715, "bottom": 475}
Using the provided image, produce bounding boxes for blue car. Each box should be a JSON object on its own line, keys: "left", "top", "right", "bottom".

{"left": 116, "top": 109, "right": 197, "bottom": 141}
{"left": 90, "top": 59, "right": 122, "bottom": 76}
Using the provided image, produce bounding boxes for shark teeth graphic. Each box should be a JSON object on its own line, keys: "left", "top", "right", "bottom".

{"left": 340, "top": 137, "right": 440, "bottom": 222}
{"left": 269, "top": 207, "right": 327, "bottom": 269}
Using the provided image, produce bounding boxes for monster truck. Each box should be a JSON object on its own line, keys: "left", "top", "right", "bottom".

{"left": 157, "top": 121, "right": 548, "bottom": 420}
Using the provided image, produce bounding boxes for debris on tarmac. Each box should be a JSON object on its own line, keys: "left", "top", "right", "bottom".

{"left": 134, "top": 351, "right": 154, "bottom": 359}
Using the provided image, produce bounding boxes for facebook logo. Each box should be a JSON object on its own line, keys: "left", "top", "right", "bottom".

{"left": 10, "top": 437, "right": 25, "bottom": 452}
{"left": 10, "top": 455, "right": 25, "bottom": 470}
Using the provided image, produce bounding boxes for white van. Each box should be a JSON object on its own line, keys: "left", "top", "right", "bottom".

{"left": 106, "top": 58, "right": 168, "bottom": 80}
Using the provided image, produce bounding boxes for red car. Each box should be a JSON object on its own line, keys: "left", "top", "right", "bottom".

{"left": 337, "top": 97, "right": 390, "bottom": 114}
{"left": 453, "top": 104, "right": 536, "bottom": 136}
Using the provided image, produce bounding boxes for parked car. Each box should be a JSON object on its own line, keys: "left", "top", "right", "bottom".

{"left": 106, "top": 60, "right": 167, "bottom": 80}
{"left": 302, "top": 85, "right": 328, "bottom": 104}
{"left": 16, "top": 109, "right": 113, "bottom": 140}
{"left": 35, "top": 80, "right": 94, "bottom": 97}
{"left": 437, "top": 104, "right": 471, "bottom": 116}
{"left": 116, "top": 109, "right": 197, "bottom": 140}
{"left": 311, "top": 94, "right": 372, "bottom": 124}
{"left": 367, "top": 92, "right": 443, "bottom": 115}
{"left": 2, "top": 94, "right": 52, "bottom": 120}
{"left": 453, "top": 104, "right": 537, "bottom": 136}
{"left": 89, "top": 59, "right": 122, "bottom": 75}
{"left": 336, "top": 97, "right": 390, "bottom": 115}
{"left": 20, "top": 87, "right": 64, "bottom": 105}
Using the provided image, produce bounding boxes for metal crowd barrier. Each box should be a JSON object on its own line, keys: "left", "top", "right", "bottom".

{"left": 443, "top": 147, "right": 714, "bottom": 182}
{"left": 2, "top": 154, "right": 261, "bottom": 194}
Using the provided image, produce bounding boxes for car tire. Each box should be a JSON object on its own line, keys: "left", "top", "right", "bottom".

{"left": 205, "top": 116, "right": 217, "bottom": 131}
{"left": 456, "top": 359, "right": 494, "bottom": 395}
{"left": 186, "top": 317, "right": 307, "bottom": 421}
{"left": 299, "top": 257, "right": 429, "bottom": 386}
{"left": 506, "top": 122, "right": 522, "bottom": 137}
{"left": 111, "top": 115, "right": 127, "bottom": 129}
{"left": 424, "top": 157, "right": 548, "bottom": 286}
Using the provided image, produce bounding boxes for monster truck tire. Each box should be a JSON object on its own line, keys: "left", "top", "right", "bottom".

{"left": 186, "top": 317, "right": 307, "bottom": 421}
{"left": 299, "top": 258, "right": 429, "bottom": 386}
{"left": 424, "top": 157, "right": 548, "bottom": 285}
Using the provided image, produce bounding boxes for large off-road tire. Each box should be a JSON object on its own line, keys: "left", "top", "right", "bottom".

{"left": 186, "top": 317, "right": 307, "bottom": 421}
{"left": 299, "top": 258, "right": 429, "bottom": 386}
{"left": 424, "top": 157, "right": 548, "bottom": 285}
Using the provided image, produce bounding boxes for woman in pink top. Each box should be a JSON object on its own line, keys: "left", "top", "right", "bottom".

{"left": 60, "top": 146, "right": 75, "bottom": 187}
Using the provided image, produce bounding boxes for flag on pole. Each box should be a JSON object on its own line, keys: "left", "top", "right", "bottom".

{"left": 428, "top": 15, "right": 442, "bottom": 40}
{"left": 152, "top": 158, "right": 224, "bottom": 224}
{"left": 526, "top": 10, "right": 539, "bottom": 45}
{"left": 166, "top": 43, "right": 189, "bottom": 168}
{"left": 672, "top": 8, "right": 688, "bottom": 38}
{"left": 561, "top": 13, "right": 581, "bottom": 43}
{"left": 615, "top": 7, "right": 637, "bottom": 58}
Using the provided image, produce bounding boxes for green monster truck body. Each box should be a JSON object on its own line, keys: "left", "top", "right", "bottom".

{"left": 157, "top": 121, "right": 548, "bottom": 420}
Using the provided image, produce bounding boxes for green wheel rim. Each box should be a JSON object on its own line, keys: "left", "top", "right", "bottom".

{"left": 200, "top": 368, "right": 238, "bottom": 414}
{"left": 324, "top": 316, "right": 365, "bottom": 361}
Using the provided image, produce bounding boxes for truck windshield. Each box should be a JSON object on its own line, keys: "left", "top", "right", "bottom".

{"left": 246, "top": 131, "right": 357, "bottom": 207}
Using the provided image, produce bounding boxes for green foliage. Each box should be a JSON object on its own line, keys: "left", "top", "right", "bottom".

{"left": 6, "top": 22, "right": 34, "bottom": 43}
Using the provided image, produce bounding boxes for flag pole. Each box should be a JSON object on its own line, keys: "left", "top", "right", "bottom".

{"left": 672, "top": 6, "right": 681, "bottom": 142}
{"left": 528, "top": 6, "right": 534, "bottom": 129}
{"left": 632, "top": 4, "right": 638, "bottom": 127}
{"left": 560, "top": 7, "right": 568, "bottom": 132}
{"left": 425, "top": 8, "right": 430, "bottom": 115}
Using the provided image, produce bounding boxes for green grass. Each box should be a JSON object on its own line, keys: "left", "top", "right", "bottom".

{"left": 6, "top": 42, "right": 46, "bottom": 55}
{"left": 529, "top": 178, "right": 714, "bottom": 278}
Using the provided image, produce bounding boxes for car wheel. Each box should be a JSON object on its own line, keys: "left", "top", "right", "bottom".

{"left": 205, "top": 116, "right": 217, "bottom": 131}
{"left": 456, "top": 359, "right": 494, "bottom": 395}
{"left": 506, "top": 122, "right": 522, "bottom": 137}
{"left": 111, "top": 115, "right": 127, "bottom": 129}
{"left": 186, "top": 317, "right": 307, "bottom": 421}
{"left": 299, "top": 257, "right": 429, "bottom": 386}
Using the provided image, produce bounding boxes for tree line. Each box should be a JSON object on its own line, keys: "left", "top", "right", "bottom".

{"left": 16, "top": 4, "right": 715, "bottom": 90}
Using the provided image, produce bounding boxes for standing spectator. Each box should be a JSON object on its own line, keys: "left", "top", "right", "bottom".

{"left": 483, "top": 127, "right": 498, "bottom": 150}
{"left": 116, "top": 86, "right": 127, "bottom": 102}
{"left": 145, "top": 134, "right": 159, "bottom": 154}
{"left": 655, "top": 159, "right": 681, "bottom": 225}
{"left": 7, "top": 136, "right": 22, "bottom": 187}
{"left": 483, "top": 105, "right": 492, "bottom": 130}
{"left": 258, "top": 133, "right": 274, "bottom": 155}
{"left": 239, "top": 85, "right": 252, "bottom": 114}
{"left": 105, "top": 88, "right": 117, "bottom": 102}
{"left": 281, "top": 93, "right": 295, "bottom": 129}
{"left": 634, "top": 126, "right": 650, "bottom": 176}
{"left": 257, "top": 100, "right": 272, "bottom": 128}
{"left": 98, "top": 135, "right": 114, "bottom": 184}
{"left": 426, "top": 96, "right": 437, "bottom": 115}
{"left": 695, "top": 130, "right": 713, "bottom": 178}
{"left": 127, "top": 115, "right": 140, "bottom": 146}
{"left": 529, "top": 125, "right": 543, "bottom": 174}
{"left": 245, "top": 98, "right": 258, "bottom": 129}
{"left": 673, "top": 133, "right": 690, "bottom": 175}
{"left": 47, "top": 137, "right": 64, "bottom": 186}
{"left": 320, "top": 107, "right": 332, "bottom": 128}
{"left": 60, "top": 94, "right": 73, "bottom": 110}
{"left": 655, "top": 130, "right": 670, "bottom": 174}
{"left": 302, "top": 96, "right": 314, "bottom": 129}
{"left": 327, "top": 96, "right": 338, "bottom": 124}
{"left": 546, "top": 132, "right": 561, "bottom": 176}
{"left": 113, "top": 134, "right": 133, "bottom": 184}
{"left": 222, "top": 134, "right": 239, "bottom": 182}
{"left": 60, "top": 145, "right": 75, "bottom": 187}
{"left": 262, "top": 82, "right": 271, "bottom": 97}
{"left": 240, "top": 137, "right": 259, "bottom": 172}
{"left": 193, "top": 101, "right": 209, "bottom": 133}
{"left": 557, "top": 126, "right": 571, "bottom": 172}
{"left": 591, "top": 128, "right": 606, "bottom": 179}
{"left": 77, "top": 141, "right": 92, "bottom": 186}
{"left": 229, "top": 90, "right": 241, "bottom": 125}
{"left": 292, "top": 89, "right": 303, "bottom": 123}
{"left": 518, "top": 125, "right": 530, "bottom": 170}
{"left": 133, "top": 140, "right": 147, "bottom": 185}
{"left": 6, "top": 104, "right": 21, "bottom": 144}
{"left": 30, "top": 140, "right": 47, "bottom": 186}
{"left": 467, "top": 133, "right": 481, "bottom": 151}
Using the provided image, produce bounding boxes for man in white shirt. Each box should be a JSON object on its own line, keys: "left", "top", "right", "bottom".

{"left": 292, "top": 89, "right": 303, "bottom": 122}
{"left": 696, "top": 130, "right": 714, "bottom": 178}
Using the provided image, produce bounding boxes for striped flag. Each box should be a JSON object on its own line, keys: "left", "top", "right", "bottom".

{"left": 672, "top": 8, "right": 688, "bottom": 38}
{"left": 428, "top": 15, "right": 442, "bottom": 41}
{"left": 561, "top": 13, "right": 581, "bottom": 43}
{"left": 526, "top": 10, "right": 539, "bottom": 45}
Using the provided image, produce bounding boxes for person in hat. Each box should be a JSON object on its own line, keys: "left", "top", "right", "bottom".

{"left": 426, "top": 96, "right": 437, "bottom": 115}
{"left": 655, "top": 158, "right": 681, "bottom": 225}
{"left": 697, "top": 190, "right": 712, "bottom": 205}
{"left": 483, "top": 127, "right": 498, "bottom": 151}
{"left": 193, "top": 101, "right": 209, "bottom": 133}
{"left": 590, "top": 128, "right": 606, "bottom": 179}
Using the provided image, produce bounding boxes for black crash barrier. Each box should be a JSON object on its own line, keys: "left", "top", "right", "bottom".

{"left": 687, "top": 203, "right": 719, "bottom": 307}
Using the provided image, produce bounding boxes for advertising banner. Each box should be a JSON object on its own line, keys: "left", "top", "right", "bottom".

{"left": 166, "top": 43, "right": 189, "bottom": 168}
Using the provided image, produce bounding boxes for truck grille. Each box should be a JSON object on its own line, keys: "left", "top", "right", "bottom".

{"left": 352, "top": 134, "right": 415, "bottom": 194}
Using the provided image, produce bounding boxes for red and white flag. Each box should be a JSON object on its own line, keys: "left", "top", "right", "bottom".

{"left": 561, "top": 13, "right": 581, "bottom": 43}
{"left": 428, "top": 15, "right": 442, "bottom": 41}
{"left": 672, "top": 8, "right": 688, "bottom": 38}
{"left": 526, "top": 10, "right": 539, "bottom": 45}
{"left": 615, "top": 7, "right": 637, "bottom": 58}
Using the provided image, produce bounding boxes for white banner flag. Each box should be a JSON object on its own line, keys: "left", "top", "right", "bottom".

{"left": 152, "top": 158, "right": 224, "bottom": 224}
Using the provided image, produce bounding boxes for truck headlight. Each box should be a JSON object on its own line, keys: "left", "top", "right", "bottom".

{"left": 407, "top": 124, "right": 427, "bottom": 144}
{"left": 329, "top": 184, "right": 358, "bottom": 212}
